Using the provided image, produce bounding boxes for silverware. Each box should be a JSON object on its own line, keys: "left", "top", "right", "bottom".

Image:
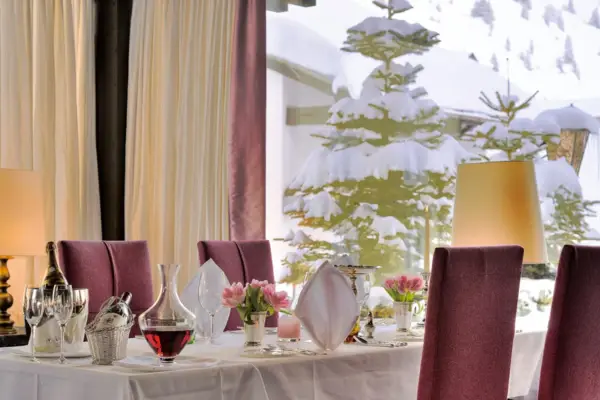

{"left": 268, "top": 344, "right": 324, "bottom": 356}
{"left": 353, "top": 335, "right": 408, "bottom": 348}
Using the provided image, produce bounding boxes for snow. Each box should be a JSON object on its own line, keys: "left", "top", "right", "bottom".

{"left": 535, "top": 158, "right": 582, "bottom": 197}
{"left": 535, "top": 105, "right": 600, "bottom": 133}
{"left": 371, "top": 215, "right": 409, "bottom": 237}
{"left": 303, "top": 191, "right": 342, "bottom": 221}
{"left": 347, "top": 17, "right": 435, "bottom": 39}
{"left": 373, "top": 0, "right": 413, "bottom": 13}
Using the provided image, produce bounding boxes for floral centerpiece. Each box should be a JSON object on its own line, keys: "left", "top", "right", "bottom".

{"left": 222, "top": 280, "right": 290, "bottom": 347}
{"left": 384, "top": 275, "right": 424, "bottom": 336}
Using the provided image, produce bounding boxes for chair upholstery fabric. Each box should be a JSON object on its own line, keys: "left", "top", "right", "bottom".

{"left": 198, "top": 240, "right": 278, "bottom": 330}
{"left": 417, "top": 246, "right": 524, "bottom": 400}
{"left": 538, "top": 245, "right": 600, "bottom": 400}
{"left": 58, "top": 240, "right": 154, "bottom": 337}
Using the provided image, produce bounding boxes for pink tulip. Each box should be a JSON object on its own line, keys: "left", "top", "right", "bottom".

{"left": 263, "top": 284, "right": 290, "bottom": 312}
{"left": 384, "top": 278, "right": 396, "bottom": 290}
{"left": 250, "top": 279, "right": 269, "bottom": 289}
{"left": 222, "top": 282, "right": 246, "bottom": 308}
{"left": 397, "top": 275, "right": 409, "bottom": 293}
{"left": 409, "top": 276, "right": 424, "bottom": 292}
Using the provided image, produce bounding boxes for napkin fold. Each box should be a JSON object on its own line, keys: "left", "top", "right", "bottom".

{"left": 180, "top": 259, "right": 231, "bottom": 338}
{"left": 294, "top": 261, "right": 359, "bottom": 351}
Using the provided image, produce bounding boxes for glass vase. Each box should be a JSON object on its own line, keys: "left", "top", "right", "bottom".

{"left": 139, "top": 264, "right": 196, "bottom": 365}
{"left": 394, "top": 301, "right": 414, "bottom": 335}
{"left": 244, "top": 312, "right": 267, "bottom": 347}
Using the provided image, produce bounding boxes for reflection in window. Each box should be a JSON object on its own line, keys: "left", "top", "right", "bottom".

{"left": 267, "top": 0, "right": 600, "bottom": 310}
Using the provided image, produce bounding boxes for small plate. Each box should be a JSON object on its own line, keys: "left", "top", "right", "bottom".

{"left": 114, "top": 355, "right": 220, "bottom": 372}
{"left": 232, "top": 328, "right": 278, "bottom": 335}
{"left": 240, "top": 347, "right": 296, "bottom": 358}
{"left": 11, "top": 348, "right": 91, "bottom": 359}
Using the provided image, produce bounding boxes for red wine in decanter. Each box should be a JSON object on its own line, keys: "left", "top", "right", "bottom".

{"left": 142, "top": 328, "right": 192, "bottom": 361}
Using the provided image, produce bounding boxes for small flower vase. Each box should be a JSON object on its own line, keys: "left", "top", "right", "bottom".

{"left": 394, "top": 301, "right": 414, "bottom": 334}
{"left": 244, "top": 312, "right": 267, "bottom": 347}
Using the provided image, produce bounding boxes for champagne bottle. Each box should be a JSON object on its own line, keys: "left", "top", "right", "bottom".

{"left": 42, "top": 241, "right": 67, "bottom": 286}
{"left": 38, "top": 242, "right": 68, "bottom": 327}
{"left": 94, "top": 292, "right": 133, "bottom": 330}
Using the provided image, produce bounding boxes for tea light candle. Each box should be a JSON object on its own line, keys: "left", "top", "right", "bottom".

{"left": 278, "top": 315, "right": 301, "bottom": 340}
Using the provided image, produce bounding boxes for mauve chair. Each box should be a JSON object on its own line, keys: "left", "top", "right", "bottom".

{"left": 538, "top": 245, "right": 600, "bottom": 400}
{"left": 417, "top": 246, "right": 524, "bottom": 400}
{"left": 58, "top": 240, "right": 154, "bottom": 337}
{"left": 198, "top": 240, "right": 278, "bottom": 330}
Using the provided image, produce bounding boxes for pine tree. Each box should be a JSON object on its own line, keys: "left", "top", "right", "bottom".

{"left": 564, "top": 0, "right": 575, "bottom": 14}
{"left": 490, "top": 54, "right": 499, "bottom": 71}
{"left": 461, "top": 92, "right": 599, "bottom": 270}
{"left": 277, "top": 0, "right": 471, "bottom": 283}
{"left": 590, "top": 8, "right": 600, "bottom": 29}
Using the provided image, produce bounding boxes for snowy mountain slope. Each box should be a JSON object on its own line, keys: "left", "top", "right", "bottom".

{"left": 401, "top": 0, "right": 600, "bottom": 102}
{"left": 269, "top": 0, "right": 600, "bottom": 116}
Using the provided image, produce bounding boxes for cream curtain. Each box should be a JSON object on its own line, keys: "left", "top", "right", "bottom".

{"left": 126, "top": 0, "right": 234, "bottom": 292}
{"left": 0, "top": 0, "right": 101, "bottom": 324}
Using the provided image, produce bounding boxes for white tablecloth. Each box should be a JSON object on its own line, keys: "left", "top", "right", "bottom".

{"left": 0, "top": 325, "right": 546, "bottom": 400}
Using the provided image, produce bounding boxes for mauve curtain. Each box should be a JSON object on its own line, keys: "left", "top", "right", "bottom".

{"left": 229, "top": 0, "right": 266, "bottom": 240}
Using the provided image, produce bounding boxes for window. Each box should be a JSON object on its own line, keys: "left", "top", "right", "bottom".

{"left": 266, "top": 0, "right": 600, "bottom": 317}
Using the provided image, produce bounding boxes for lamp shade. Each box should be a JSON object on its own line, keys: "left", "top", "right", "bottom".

{"left": 0, "top": 169, "right": 45, "bottom": 256}
{"left": 452, "top": 161, "right": 547, "bottom": 264}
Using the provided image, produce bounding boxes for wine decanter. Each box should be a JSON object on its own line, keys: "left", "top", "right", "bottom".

{"left": 138, "top": 264, "right": 195, "bottom": 365}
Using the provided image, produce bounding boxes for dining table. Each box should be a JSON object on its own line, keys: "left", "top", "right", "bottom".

{"left": 0, "top": 321, "right": 547, "bottom": 400}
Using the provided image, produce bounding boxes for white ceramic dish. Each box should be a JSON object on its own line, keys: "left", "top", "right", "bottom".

{"left": 12, "top": 347, "right": 91, "bottom": 359}
{"left": 114, "top": 355, "right": 220, "bottom": 372}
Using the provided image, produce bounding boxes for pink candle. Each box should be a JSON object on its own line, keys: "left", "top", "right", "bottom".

{"left": 278, "top": 315, "right": 301, "bottom": 340}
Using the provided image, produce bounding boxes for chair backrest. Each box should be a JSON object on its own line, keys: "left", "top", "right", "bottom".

{"left": 417, "top": 246, "right": 524, "bottom": 400}
{"left": 538, "top": 245, "right": 600, "bottom": 400}
{"left": 58, "top": 240, "right": 154, "bottom": 337}
{"left": 198, "top": 240, "right": 277, "bottom": 330}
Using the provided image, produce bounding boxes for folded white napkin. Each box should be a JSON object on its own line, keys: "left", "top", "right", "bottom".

{"left": 295, "top": 261, "right": 359, "bottom": 351}
{"left": 180, "top": 259, "right": 231, "bottom": 338}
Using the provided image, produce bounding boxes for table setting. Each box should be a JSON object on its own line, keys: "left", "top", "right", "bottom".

{"left": 0, "top": 256, "right": 548, "bottom": 400}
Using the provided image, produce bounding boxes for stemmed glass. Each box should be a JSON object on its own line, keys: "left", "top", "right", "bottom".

{"left": 52, "top": 284, "right": 73, "bottom": 364}
{"left": 198, "top": 272, "right": 223, "bottom": 344}
{"left": 22, "top": 286, "right": 44, "bottom": 363}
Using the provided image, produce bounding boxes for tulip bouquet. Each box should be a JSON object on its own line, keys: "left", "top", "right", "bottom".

{"left": 222, "top": 280, "right": 291, "bottom": 325}
{"left": 384, "top": 275, "right": 424, "bottom": 303}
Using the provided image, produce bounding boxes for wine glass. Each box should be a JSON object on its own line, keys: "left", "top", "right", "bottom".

{"left": 22, "top": 286, "right": 45, "bottom": 363}
{"left": 52, "top": 284, "right": 73, "bottom": 364}
{"left": 198, "top": 272, "right": 223, "bottom": 344}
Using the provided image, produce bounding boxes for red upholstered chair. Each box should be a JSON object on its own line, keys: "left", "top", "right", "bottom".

{"left": 58, "top": 240, "right": 154, "bottom": 337}
{"left": 198, "top": 240, "right": 278, "bottom": 330}
{"left": 417, "top": 246, "right": 524, "bottom": 400}
{"left": 538, "top": 245, "right": 600, "bottom": 400}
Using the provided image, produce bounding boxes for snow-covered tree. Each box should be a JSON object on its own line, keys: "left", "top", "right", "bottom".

{"left": 505, "top": 38, "right": 511, "bottom": 51}
{"left": 514, "top": 0, "right": 532, "bottom": 19}
{"left": 544, "top": 5, "right": 565, "bottom": 31}
{"left": 471, "top": 0, "right": 495, "bottom": 33}
{"left": 490, "top": 54, "right": 499, "bottom": 71}
{"left": 590, "top": 8, "right": 600, "bottom": 29}
{"left": 462, "top": 92, "right": 599, "bottom": 270}
{"left": 561, "top": 36, "right": 580, "bottom": 79}
{"left": 461, "top": 92, "right": 557, "bottom": 161}
{"left": 563, "top": 0, "right": 575, "bottom": 14}
{"left": 277, "top": 0, "right": 473, "bottom": 282}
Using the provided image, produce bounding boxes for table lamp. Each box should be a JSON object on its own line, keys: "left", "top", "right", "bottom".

{"left": 0, "top": 169, "right": 45, "bottom": 334}
{"left": 452, "top": 161, "right": 547, "bottom": 265}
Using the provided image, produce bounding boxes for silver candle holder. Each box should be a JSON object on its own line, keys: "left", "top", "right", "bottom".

{"left": 417, "top": 271, "right": 431, "bottom": 328}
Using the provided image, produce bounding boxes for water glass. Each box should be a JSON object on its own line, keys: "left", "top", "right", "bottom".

{"left": 277, "top": 315, "right": 301, "bottom": 343}
{"left": 52, "top": 284, "right": 73, "bottom": 364}
{"left": 198, "top": 273, "right": 223, "bottom": 343}
{"left": 22, "top": 286, "right": 44, "bottom": 363}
